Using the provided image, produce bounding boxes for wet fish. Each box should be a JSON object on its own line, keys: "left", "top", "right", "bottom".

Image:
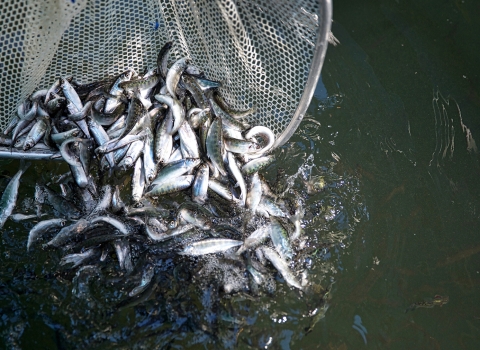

{"left": 192, "top": 163, "right": 209, "bottom": 204}
{"left": 145, "top": 175, "right": 194, "bottom": 197}
{"left": 156, "top": 41, "right": 173, "bottom": 79}
{"left": 241, "top": 156, "right": 274, "bottom": 175}
{"left": 118, "top": 140, "right": 144, "bottom": 169}
{"left": 246, "top": 173, "right": 262, "bottom": 212}
{"left": 206, "top": 118, "right": 226, "bottom": 176}
{"left": 406, "top": 295, "right": 449, "bottom": 312}
{"left": 131, "top": 157, "right": 145, "bottom": 203}
{"left": 113, "top": 239, "right": 133, "bottom": 272}
{"left": 236, "top": 225, "right": 271, "bottom": 255}
{"left": 142, "top": 128, "right": 157, "bottom": 183}
{"left": 150, "top": 158, "right": 200, "bottom": 187}
{"left": 45, "top": 218, "right": 89, "bottom": 247}
{"left": 178, "top": 238, "right": 243, "bottom": 256}
{"left": 129, "top": 265, "right": 155, "bottom": 297}
{"left": 166, "top": 57, "right": 190, "bottom": 98}
{"left": 269, "top": 218, "right": 293, "bottom": 261}
{"left": 244, "top": 126, "right": 275, "bottom": 157}
{"left": 154, "top": 110, "right": 174, "bottom": 164}
{"left": 0, "top": 161, "right": 30, "bottom": 229}
{"left": 104, "top": 69, "right": 134, "bottom": 114}
{"left": 90, "top": 215, "right": 130, "bottom": 235}
{"left": 60, "top": 248, "right": 99, "bottom": 268}
{"left": 27, "top": 218, "right": 66, "bottom": 251}
{"left": 178, "top": 121, "right": 200, "bottom": 159}
{"left": 178, "top": 207, "right": 211, "bottom": 230}
{"left": 226, "top": 152, "right": 246, "bottom": 206}
{"left": 42, "top": 186, "right": 82, "bottom": 219}
{"left": 23, "top": 118, "right": 47, "bottom": 151}
{"left": 59, "top": 137, "right": 83, "bottom": 167}
{"left": 262, "top": 247, "right": 302, "bottom": 290}
{"left": 154, "top": 94, "right": 185, "bottom": 134}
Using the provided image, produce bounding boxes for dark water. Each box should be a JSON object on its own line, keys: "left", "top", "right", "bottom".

{"left": 1, "top": 0, "right": 480, "bottom": 348}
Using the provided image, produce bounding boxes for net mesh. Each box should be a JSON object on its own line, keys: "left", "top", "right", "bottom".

{"left": 0, "top": 0, "right": 331, "bottom": 146}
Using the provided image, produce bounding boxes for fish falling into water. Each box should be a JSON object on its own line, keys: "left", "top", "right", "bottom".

{"left": 0, "top": 41, "right": 329, "bottom": 312}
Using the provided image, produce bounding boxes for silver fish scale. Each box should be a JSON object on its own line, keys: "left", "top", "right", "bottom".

{"left": 0, "top": 0, "right": 331, "bottom": 148}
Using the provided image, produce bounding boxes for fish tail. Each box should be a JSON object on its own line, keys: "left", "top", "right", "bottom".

{"left": 19, "top": 159, "right": 31, "bottom": 173}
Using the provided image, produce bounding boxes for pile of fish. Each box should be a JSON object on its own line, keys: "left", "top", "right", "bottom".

{"left": 0, "top": 42, "right": 313, "bottom": 301}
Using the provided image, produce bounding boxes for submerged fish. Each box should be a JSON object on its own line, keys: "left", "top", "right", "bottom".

{"left": 406, "top": 295, "right": 449, "bottom": 312}
{"left": 0, "top": 161, "right": 30, "bottom": 229}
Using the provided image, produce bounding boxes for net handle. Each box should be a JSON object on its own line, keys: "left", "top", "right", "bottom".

{"left": 273, "top": 0, "right": 332, "bottom": 149}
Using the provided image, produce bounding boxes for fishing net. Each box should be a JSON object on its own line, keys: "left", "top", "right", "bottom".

{"left": 0, "top": 0, "right": 331, "bottom": 148}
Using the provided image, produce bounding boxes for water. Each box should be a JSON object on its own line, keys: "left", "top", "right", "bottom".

{"left": 1, "top": 0, "right": 480, "bottom": 348}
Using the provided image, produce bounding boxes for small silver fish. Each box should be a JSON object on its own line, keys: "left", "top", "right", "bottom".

{"left": 27, "top": 218, "right": 66, "bottom": 251}
{"left": 192, "top": 163, "right": 209, "bottom": 204}
{"left": 0, "top": 161, "right": 30, "bottom": 229}
{"left": 178, "top": 238, "right": 243, "bottom": 256}
{"left": 262, "top": 247, "right": 302, "bottom": 290}
{"left": 145, "top": 175, "right": 194, "bottom": 197}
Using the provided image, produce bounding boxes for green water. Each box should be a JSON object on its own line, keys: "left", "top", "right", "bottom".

{"left": 1, "top": 0, "right": 480, "bottom": 348}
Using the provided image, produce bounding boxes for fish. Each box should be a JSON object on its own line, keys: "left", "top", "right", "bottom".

{"left": 23, "top": 118, "right": 47, "bottom": 151}
{"left": 178, "top": 207, "right": 211, "bottom": 230}
{"left": 129, "top": 265, "right": 155, "bottom": 297}
{"left": 60, "top": 248, "right": 99, "bottom": 268}
{"left": 156, "top": 41, "right": 173, "bottom": 79}
{"left": 131, "top": 157, "right": 145, "bottom": 203}
{"left": 178, "top": 238, "right": 243, "bottom": 256}
{"left": 224, "top": 137, "right": 258, "bottom": 154}
{"left": 261, "top": 247, "right": 302, "bottom": 290}
{"left": 0, "top": 161, "right": 30, "bottom": 229}
{"left": 241, "top": 156, "right": 274, "bottom": 175}
{"left": 209, "top": 99, "right": 249, "bottom": 131}
{"left": 154, "top": 110, "right": 174, "bottom": 164}
{"left": 150, "top": 158, "right": 200, "bottom": 187}
{"left": 213, "top": 92, "right": 255, "bottom": 118}
{"left": 208, "top": 179, "right": 234, "bottom": 202}
{"left": 90, "top": 215, "right": 130, "bottom": 235}
{"left": 166, "top": 57, "right": 190, "bottom": 98}
{"left": 113, "top": 239, "right": 133, "bottom": 272}
{"left": 104, "top": 69, "right": 134, "bottom": 114}
{"left": 226, "top": 152, "right": 246, "bottom": 206}
{"left": 89, "top": 185, "right": 112, "bottom": 217}
{"left": 236, "top": 225, "right": 271, "bottom": 255}
{"left": 117, "top": 97, "right": 145, "bottom": 140}
{"left": 269, "top": 218, "right": 293, "bottom": 261}
{"left": 192, "top": 163, "right": 209, "bottom": 204}
{"left": 244, "top": 126, "right": 275, "bottom": 157}
{"left": 178, "top": 121, "right": 200, "bottom": 159}
{"left": 142, "top": 128, "right": 157, "bottom": 183}
{"left": 145, "top": 175, "right": 194, "bottom": 197}
{"left": 42, "top": 185, "right": 82, "bottom": 219}
{"left": 45, "top": 218, "right": 89, "bottom": 247}
{"left": 111, "top": 185, "right": 126, "bottom": 214}
{"left": 50, "top": 128, "right": 81, "bottom": 145}
{"left": 206, "top": 118, "right": 226, "bottom": 176}
{"left": 406, "top": 295, "right": 449, "bottom": 312}
{"left": 154, "top": 94, "right": 185, "bottom": 134}
{"left": 246, "top": 173, "right": 262, "bottom": 212}
{"left": 27, "top": 218, "right": 67, "bottom": 251}
{"left": 62, "top": 78, "right": 83, "bottom": 113}
{"left": 118, "top": 140, "right": 144, "bottom": 169}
